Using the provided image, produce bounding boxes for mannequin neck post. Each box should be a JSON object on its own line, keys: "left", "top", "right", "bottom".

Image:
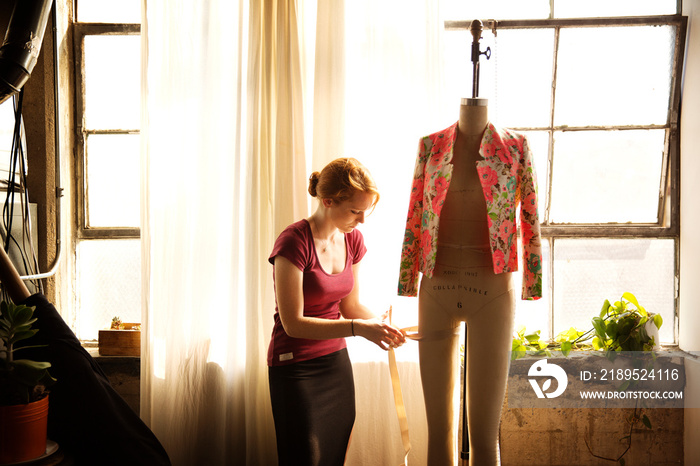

{"left": 458, "top": 98, "right": 489, "bottom": 138}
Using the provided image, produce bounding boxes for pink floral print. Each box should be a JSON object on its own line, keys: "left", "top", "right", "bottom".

{"left": 398, "top": 122, "right": 543, "bottom": 300}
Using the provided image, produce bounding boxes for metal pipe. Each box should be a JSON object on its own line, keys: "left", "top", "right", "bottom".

{"left": 20, "top": 0, "right": 62, "bottom": 282}
{"left": 469, "top": 19, "right": 491, "bottom": 99}
{"left": 446, "top": 15, "right": 684, "bottom": 31}
{"left": 0, "top": 0, "right": 54, "bottom": 105}
{"left": 460, "top": 326, "right": 469, "bottom": 462}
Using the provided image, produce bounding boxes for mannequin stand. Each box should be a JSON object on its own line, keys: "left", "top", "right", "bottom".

{"left": 460, "top": 322, "right": 469, "bottom": 463}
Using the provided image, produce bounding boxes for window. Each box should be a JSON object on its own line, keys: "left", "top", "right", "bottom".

{"left": 73, "top": 1, "right": 141, "bottom": 340}
{"left": 345, "top": 1, "right": 684, "bottom": 354}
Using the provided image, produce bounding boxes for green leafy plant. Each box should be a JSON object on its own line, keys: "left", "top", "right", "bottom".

{"left": 111, "top": 316, "right": 123, "bottom": 329}
{"left": 0, "top": 301, "right": 56, "bottom": 405}
{"left": 512, "top": 292, "right": 663, "bottom": 360}
{"left": 592, "top": 292, "right": 662, "bottom": 353}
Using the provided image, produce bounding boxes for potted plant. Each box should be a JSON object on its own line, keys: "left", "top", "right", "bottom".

{"left": 0, "top": 300, "right": 56, "bottom": 464}
{"left": 512, "top": 292, "right": 663, "bottom": 359}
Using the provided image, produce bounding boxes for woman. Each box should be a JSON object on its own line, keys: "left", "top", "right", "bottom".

{"left": 267, "top": 157, "right": 406, "bottom": 466}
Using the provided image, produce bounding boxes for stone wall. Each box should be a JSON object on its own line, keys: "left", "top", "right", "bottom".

{"left": 501, "top": 405, "right": 683, "bottom": 465}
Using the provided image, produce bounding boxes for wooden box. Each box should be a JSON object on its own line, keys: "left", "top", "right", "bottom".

{"left": 98, "top": 327, "right": 141, "bottom": 356}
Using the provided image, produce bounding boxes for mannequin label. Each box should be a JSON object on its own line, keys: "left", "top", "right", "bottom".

{"left": 441, "top": 269, "right": 479, "bottom": 277}
{"left": 431, "top": 285, "right": 488, "bottom": 295}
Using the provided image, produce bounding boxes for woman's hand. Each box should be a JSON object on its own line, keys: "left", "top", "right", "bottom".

{"left": 354, "top": 311, "right": 406, "bottom": 351}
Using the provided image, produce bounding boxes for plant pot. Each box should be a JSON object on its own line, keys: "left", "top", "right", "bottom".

{"left": 0, "top": 395, "right": 49, "bottom": 464}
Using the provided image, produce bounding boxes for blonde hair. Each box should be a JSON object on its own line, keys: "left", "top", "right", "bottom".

{"left": 308, "top": 158, "right": 379, "bottom": 207}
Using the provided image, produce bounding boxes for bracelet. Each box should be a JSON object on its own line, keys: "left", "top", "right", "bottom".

{"left": 351, "top": 319, "right": 355, "bottom": 337}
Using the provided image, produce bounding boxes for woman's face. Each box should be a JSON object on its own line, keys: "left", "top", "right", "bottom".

{"left": 328, "top": 191, "right": 376, "bottom": 233}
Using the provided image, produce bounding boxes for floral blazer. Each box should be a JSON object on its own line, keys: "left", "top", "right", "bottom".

{"left": 398, "top": 121, "right": 543, "bottom": 300}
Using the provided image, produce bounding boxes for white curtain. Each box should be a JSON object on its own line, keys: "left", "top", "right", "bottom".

{"left": 141, "top": 0, "right": 311, "bottom": 463}
{"left": 141, "top": 0, "right": 454, "bottom": 464}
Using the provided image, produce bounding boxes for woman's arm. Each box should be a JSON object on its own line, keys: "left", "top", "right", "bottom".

{"left": 339, "top": 262, "right": 406, "bottom": 349}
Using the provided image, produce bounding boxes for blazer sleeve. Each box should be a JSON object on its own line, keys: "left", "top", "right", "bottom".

{"left": 398, "top": 137, "right": 429, "bottom": 297}
{"left": 517, "top": 136, "right": 543, "bottom": 300}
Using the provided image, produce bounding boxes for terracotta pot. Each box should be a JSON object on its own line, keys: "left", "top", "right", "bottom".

{"left": 0, "top": 395, "right": 49, "bottom": 464}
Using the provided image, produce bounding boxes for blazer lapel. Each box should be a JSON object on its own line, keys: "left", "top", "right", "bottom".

{"left": 425, "top": 122, "right": 457, "bottom": 201}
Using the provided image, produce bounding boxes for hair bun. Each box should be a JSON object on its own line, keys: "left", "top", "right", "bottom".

{"left": 308, "top": 172, "right": 321, "bottom": 197}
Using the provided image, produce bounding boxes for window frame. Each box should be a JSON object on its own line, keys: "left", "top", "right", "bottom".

{"left": 73, "top": 21, "right": 141, "bottom": 240}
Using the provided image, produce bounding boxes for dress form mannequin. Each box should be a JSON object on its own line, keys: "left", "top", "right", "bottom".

{"left": 418, "top": 98, "right": 515, "bottom": 465}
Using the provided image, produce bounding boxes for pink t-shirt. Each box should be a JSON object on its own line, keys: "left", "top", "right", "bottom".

{"left": 267, "top": 219, "right": 367, "bottom": 366}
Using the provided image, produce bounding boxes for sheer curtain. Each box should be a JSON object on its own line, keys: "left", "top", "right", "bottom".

{"left": 141, "top": 0, "right": 310, "bottom": 464}
{"left": 141, "top": 0, "right": 454, "bottom": 464}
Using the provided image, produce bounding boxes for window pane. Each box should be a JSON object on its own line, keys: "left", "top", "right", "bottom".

{"left": 550, "top": 130, "right": 664, "bottom": 224}
{"left": 443, "top": 30, "right": 476, "bottom": 103}
{"left": 555, "top": 26, "right": 675, "bottom": 127}
{"left": 442, "top": 0, "right": 550, "bottom": 20}
{"left": 77, "top": 0, "right": 141, "bottom": 23}
{"left": 76, "top": 239, "right": 141, "bottom": 341}
{"left": 554, "top": 0, "right": 677, "bottom": 18}
{"left": 552, "top": 238, "right": 674, "bottom": 344}
{"left": 86, "top": 134, "right": 140, "bottom": 227}
{"left": 491, "top": 29, "right": 554, "bottom": 128}
{"left": 84, "top": 35, "right": 141, "bottom": 130}
{"left": 514, "top": 239, "right": 551, "bottom": 340}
